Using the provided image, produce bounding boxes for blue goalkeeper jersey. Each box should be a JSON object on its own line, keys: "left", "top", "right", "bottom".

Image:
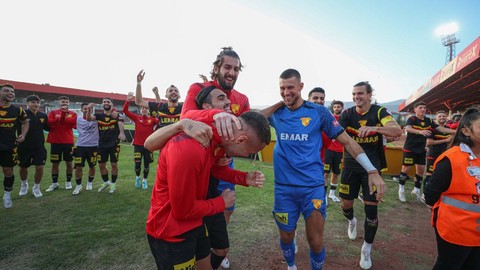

{"left": 269, "top": 101, "right": 344, "bottom": 187}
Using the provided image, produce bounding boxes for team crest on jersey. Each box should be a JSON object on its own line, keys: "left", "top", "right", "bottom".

{"left": 300, "top": 117, "right": 311, "bottom": 127}
{"left": 311, "top": 199, "right": 323, "bottom": 209}
{"left": 421, "top": 122, "right": 425, "bottom": 126}
{"left": 231, "top": 104, "right": 240, "bottom": 115}
{"left": 147, "top": 119, "right": 151, "bottom": 124}
{"left": 105, "top": 117, "right": 110, "bottom": 122}
{"left": 168, "top": 107, "right": 175, "bottom": 113}
{"left": 333, "top": 119, "right": 340, "bottom": 127}
{"left": 359, "top": 120, "right": 367, "bottom": 127}
{"left": 0, "top": 111, "right": 7, "bottom": 117}
{"left": 40, "top": 118, "right": 45, "bottom": 123}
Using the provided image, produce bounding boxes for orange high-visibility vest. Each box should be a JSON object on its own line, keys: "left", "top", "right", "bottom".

{"left": 431, "top": 146, "right": 480, "bottom": 247}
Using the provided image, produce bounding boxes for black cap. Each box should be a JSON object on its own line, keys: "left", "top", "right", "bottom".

{"left": 195, "top": 85, "right": 217, "bottom": 109}
{"left": 26, "top": 95, "right": 40, "bottom": 102}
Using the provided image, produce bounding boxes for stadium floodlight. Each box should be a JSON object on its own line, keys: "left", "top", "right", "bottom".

{"left": 435, "top": 22, "right": 460, "bottom": 64}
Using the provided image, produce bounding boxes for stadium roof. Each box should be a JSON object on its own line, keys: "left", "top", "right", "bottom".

{"left": 398, "top": 36, "right": 480, "bottom": 113}
{"left": 0, "top": 79, "right": 158, "bottom": 103}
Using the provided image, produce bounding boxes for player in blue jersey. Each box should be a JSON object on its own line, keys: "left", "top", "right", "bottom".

{"left": 261, "top": 69, "right": 385, "bottom": 270}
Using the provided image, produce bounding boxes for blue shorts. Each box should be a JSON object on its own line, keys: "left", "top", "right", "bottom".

{"left": 272, "top": 184, "right": 326, "bottom": 232}
{"left": 217, "top": 160, "right": 235, "bottom": 211}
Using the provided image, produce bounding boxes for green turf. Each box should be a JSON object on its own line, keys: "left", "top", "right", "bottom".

{"left": 0, "top": 144, "right": 430, "bottom": 269}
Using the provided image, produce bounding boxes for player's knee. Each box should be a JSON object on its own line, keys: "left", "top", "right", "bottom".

{"left": 134, "top": 162, "right": 141, "bottom": 170}
{"left": 364, "top": 204, "right": 378, "bottom": 228}
{"left": 307, "top": 237, "right": 324, "bottom": 253}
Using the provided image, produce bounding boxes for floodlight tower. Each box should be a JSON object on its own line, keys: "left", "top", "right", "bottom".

{"left": 435, "top": 22, "right": 460, "bottom": 64}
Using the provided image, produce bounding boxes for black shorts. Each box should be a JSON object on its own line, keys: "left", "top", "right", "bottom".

{"left": 50, "top": 144, "right": 74, "bottom": 163}
{"left": 98, "top": 145, "right": 120, "bottom": 163}
{"left": 204, "top": 212, "right": 229, "bottom": 250}
{"left": 134, "top": 145, "right": 153, "bottom": 165}
{"left": 147, "top": 225, "right": 210, "bottom": 270}
{"left": 18, "top": 147, "right": 47, "bottom": 167}
{"left": 0, "top": 148, "right": 18, "bottom": 167}
{"left": 339, "top": 168, "right": 378, "bottom": 202}
{"left": 425, "top": 156, "right": 438, "bottom": 175}
{"left": 74, "top": 146, "right": 99, "bottom": 168}
{"left": 402, "top": 151, "right": 426, "bottom": 166}
{"left": 324, "top": 149, "right": 343, "bottom": 175}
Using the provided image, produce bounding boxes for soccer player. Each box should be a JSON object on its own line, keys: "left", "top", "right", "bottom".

{"left": 0, "top": 83, "right": 28, "bottom": 208}
{"left": 325, "top": 100, "right": 345, "bottom": 203}
{"left": 45, "top": 96, "right": 77, "bottom": 192}
{"left": 307, "top": 87, "right": 326, "bottom": 106}
{"left": 86, "top": 98, "right": 126, "bottom": 193}
{"left": 135, "top": 71, "right": 182, "bottom": 129}
{"left": 181, "top": 46, "right": 251, "bottom": 269}
{"left": 122, "top": 92, "right": 158, "bottom": 189}
{"left": 307, "top": 88, "right": 333, "bottom": 207}
{"left": 395, "top": 101, "right": 455, "bottom": 202}
{"left": 338, "top": 81, "right": 402, "bottom": 269}
{"left": 262, "top": 70, "right": 386, "bottom": 270}
{"left": 73, "top": 103, "right": 100, "bottom": 195}
{"left": 145, "top": 85, "right": 235, "bottom": 270}
{"left": 18, "top": 95, "right": 48, "bottom": 198}
{"left": 146, "top": 110, "right": 270, "bottom": 270}
{"left": 423, "top": 110, "right": 452, "bottom": 194}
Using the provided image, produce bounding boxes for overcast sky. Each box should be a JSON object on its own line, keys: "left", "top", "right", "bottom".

{"left": 2, "top": 0, "right": 479, "bottom": 107}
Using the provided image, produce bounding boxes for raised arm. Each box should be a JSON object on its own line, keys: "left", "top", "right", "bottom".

{"left": 122, "top": 92, "right": 137, "bottom": 120}
{"left": 152, "top": 87, "right": 162, "bottom": 102}
{"left": 260, "top": 101, "right": 284, "bottom": 118}
{"left": 135, "top": 70, "right": 150, "bottom": 108}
